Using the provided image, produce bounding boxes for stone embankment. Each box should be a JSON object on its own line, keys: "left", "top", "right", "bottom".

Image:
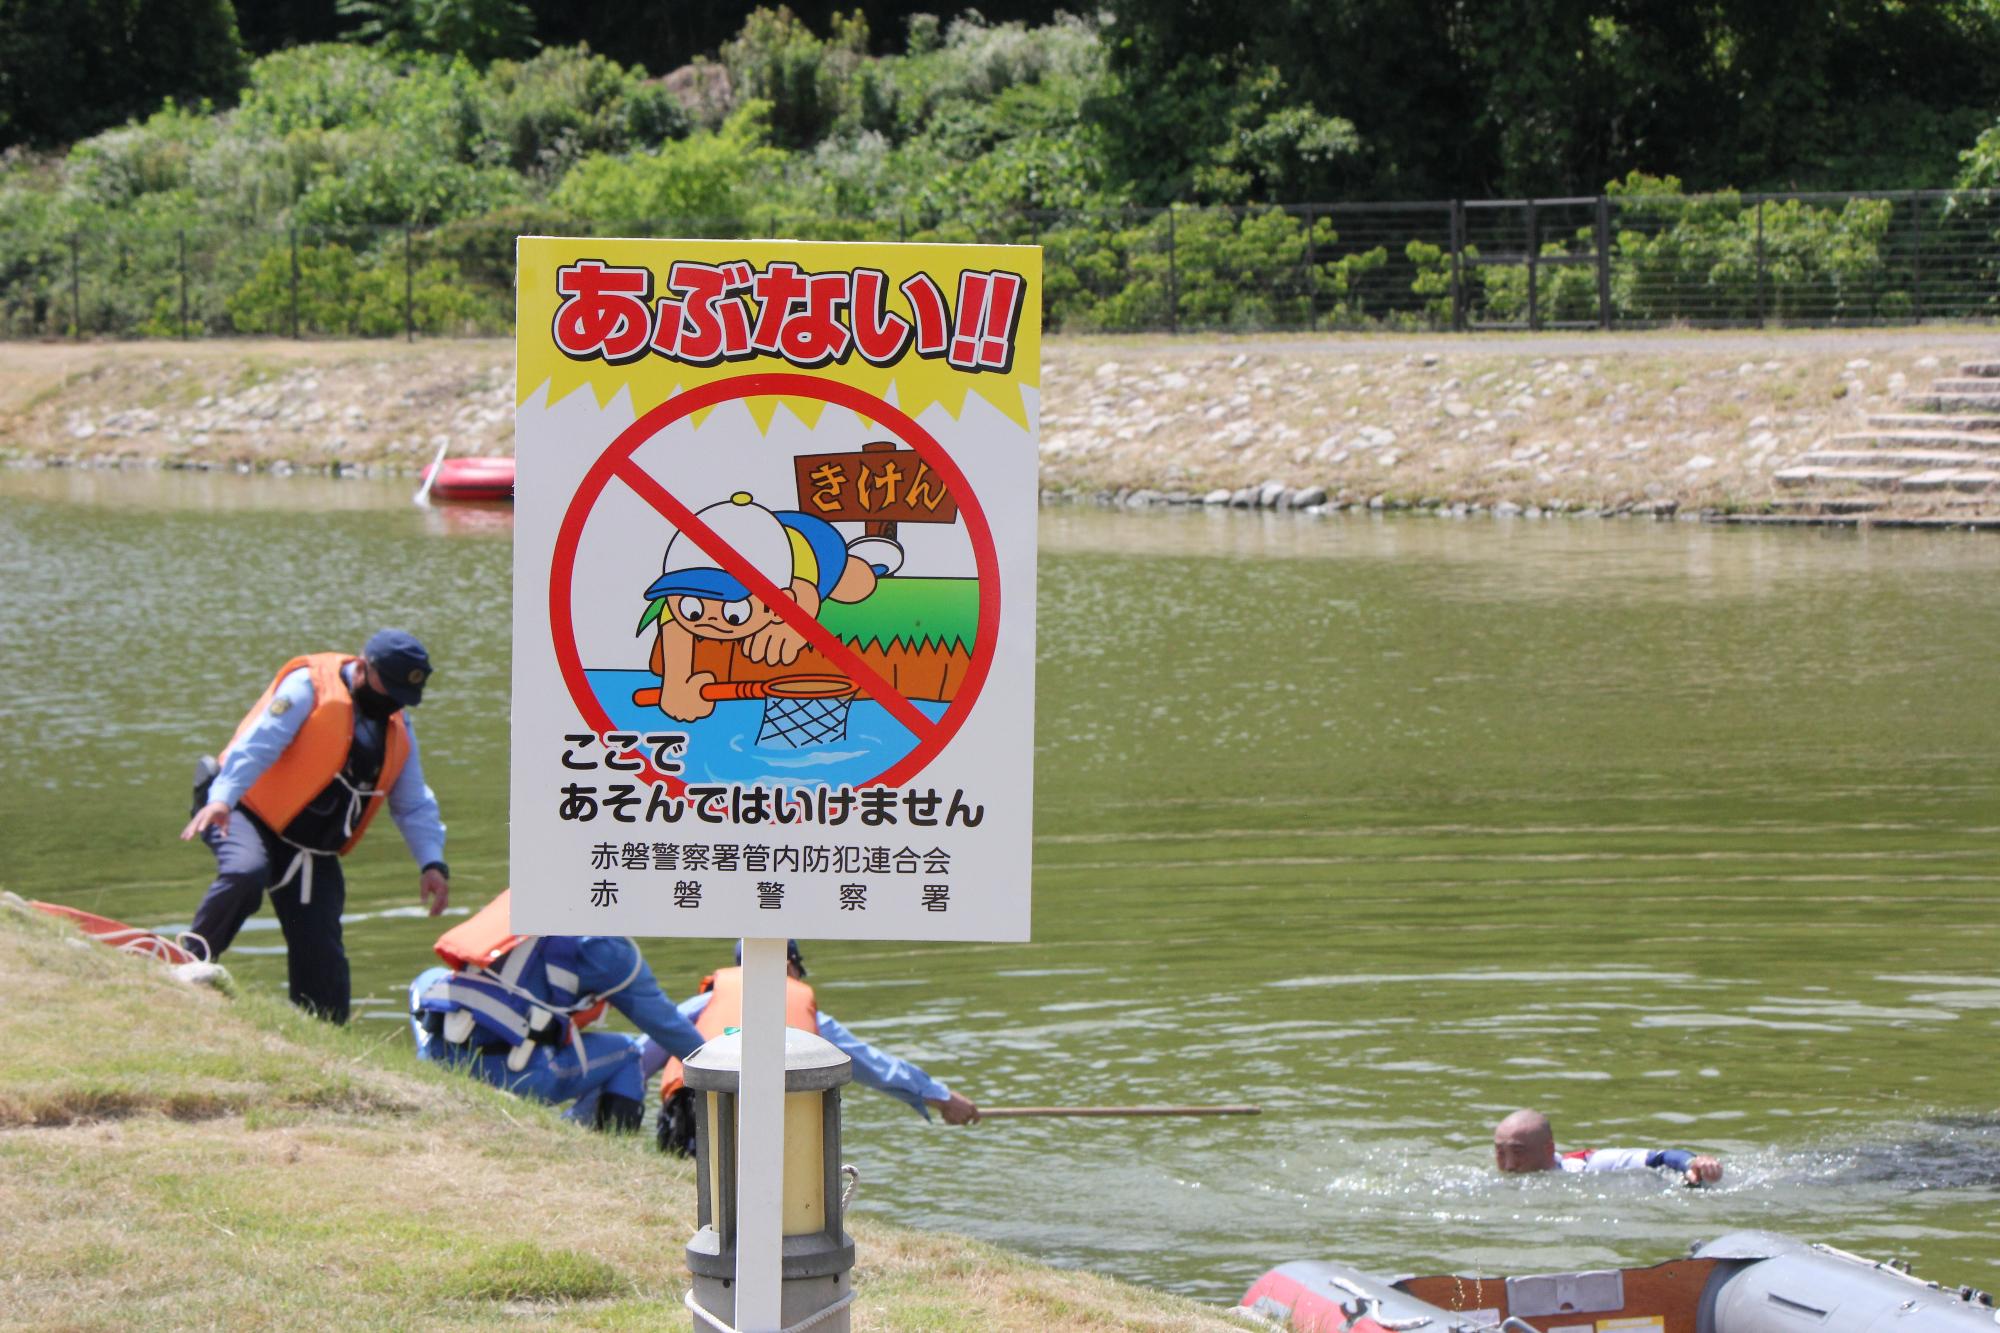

{"left": 3, "top": 332, "right": 1996, "bottom": 524}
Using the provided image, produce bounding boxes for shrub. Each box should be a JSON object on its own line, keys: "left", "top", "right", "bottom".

{"left": 283, "top": 131, "right": 524, "bottom": 228}
{"left": 1405, "top": 239, "right": 1464, "bottom": 327}
{"left": 1959, "top": 121, "right": 2000, "bottom": 189}
{"left": 721, "top": 7, "right": 866, "bottom": 151}
{"left": 1482, "top": 242, "right": 1600, "bottom": 325}
{"left": 550, "top": 102, "right": 784, "bottom": 232}
{"left": 1609, "top": 172, "right": 1895, "bottom": 322}
{"left": 63, "top": 102, "right": 219, "bottom": 205}
{"left": 473, "top": 45, "right": 687, "bottom": 182}
{"left": 225, "top": 240, "right": 483, "bottom": 335}
{"left": 230, "top": 43, "right": 448, "bottom": 139}
{"left": 1048, "top": 206, "right": 1384, "bottom": 332}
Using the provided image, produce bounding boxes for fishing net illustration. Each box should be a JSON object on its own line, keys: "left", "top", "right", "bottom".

{"left": 709, "top": 675, "right": 860, "bottom": 749}
{"left": 758, "top": 694, "right": 852, "bottom": 746}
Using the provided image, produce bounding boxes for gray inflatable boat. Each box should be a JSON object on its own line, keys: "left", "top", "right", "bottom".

{"left": 1238, "top": 1232, "right": 1997, "bottom": 1333}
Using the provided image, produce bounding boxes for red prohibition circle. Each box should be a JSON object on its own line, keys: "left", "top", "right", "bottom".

{"left": 549, "top": 372, "right": 1003, "bottom": 792}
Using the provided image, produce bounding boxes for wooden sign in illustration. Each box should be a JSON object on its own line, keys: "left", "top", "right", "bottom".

{"left": 794, "top": 441, "right": 961, "bottom": 531}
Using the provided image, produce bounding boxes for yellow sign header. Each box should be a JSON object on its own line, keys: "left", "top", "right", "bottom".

{"left": 516, "top": 237, "right": 1042, "bottom": 431}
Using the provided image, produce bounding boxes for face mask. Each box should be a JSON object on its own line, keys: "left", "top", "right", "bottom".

{"left": 352, "top": 681, "right": 400, "bottom": 720}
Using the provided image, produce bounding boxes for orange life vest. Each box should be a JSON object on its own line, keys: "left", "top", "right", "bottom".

{"left": 431, "top": 889, "right": 608, "bottom": 1033}
{"left": 224, "top": 653, "right": 408, "bottom": 853}
{"left": 659, "top": 965, "right": 818, "bottom": 1100}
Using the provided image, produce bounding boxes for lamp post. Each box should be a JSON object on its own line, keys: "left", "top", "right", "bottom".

{"left": 685, "top": 1028, "right": 856, "bottom": 1332}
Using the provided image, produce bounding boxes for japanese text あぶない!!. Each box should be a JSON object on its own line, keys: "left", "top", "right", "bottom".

{"left": 552, "top": 259, "right": 1027, "bottom": 374}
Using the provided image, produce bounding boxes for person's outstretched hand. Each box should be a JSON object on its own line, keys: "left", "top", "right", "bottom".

{"left": 932, "top": 1091, "right": 980, "bottom": 1125}
{"left": 182, "top": 800, "right": 231, "bottom": 842}
{"left": 1684, "top": 1155, "right": 1723, "bottom": 1185}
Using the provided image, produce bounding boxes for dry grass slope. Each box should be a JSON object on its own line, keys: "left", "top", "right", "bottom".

{"left": 0, "top": 906, "right": 1236, "bottom": 1331}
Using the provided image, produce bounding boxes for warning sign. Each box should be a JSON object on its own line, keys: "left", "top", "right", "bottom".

{"left": 509, "top": 239, "right": 1039, "bottom": 941}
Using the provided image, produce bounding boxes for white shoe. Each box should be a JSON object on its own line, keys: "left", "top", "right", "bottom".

{"left": 169, "top": 961, "right": 231, "bottom": 989}
{"left": 847, "top": 536, "right": 905, "bottom": 577}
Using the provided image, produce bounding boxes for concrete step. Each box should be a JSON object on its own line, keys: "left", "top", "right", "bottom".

{"left": 1869, "top": 514, "right": 2000, "bottom": 529}
{"left": 1898, "top": 469, "right": 2000, "bottom": 493}
{"left": 1928, "top": 378, "right": 2000, "bottom": 394}
{"left": 1726, "top": 512, "right": 2000, "bottom": 530}
{"left": 1957, "top": 361, "right": 2000, "bottom": 378}
{"left": 1800, "top": 448, "right": 1998, "bottom": 469}
{"left": 1769, "top": 492, "right": 1992, "bottom": 511}
{"left": 1829, "top": 430, "right": 2000, "bottom": 451}
{"left": 1900, "top": 392, "right": 2000, "bottom": 412}
{"left": 1767, "top": 496, "right": 1884, "bottom": 513}
{"left": 1775, "top": 466, "right": 1917, "bottom": 490}
{"left": 1866, "top": 412, "right": 2000, "bottom": 432}
{"left": 1776, "top": 465, "right": 2000, "bottom": 492}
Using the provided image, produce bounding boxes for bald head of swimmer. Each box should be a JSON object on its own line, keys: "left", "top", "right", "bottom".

{"left": 1494, "top": 1109, "right": 1559, "bottom": 1173}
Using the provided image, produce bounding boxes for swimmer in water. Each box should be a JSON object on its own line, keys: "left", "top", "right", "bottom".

{"left": 1494, "top": 1109, "right": 1723, "bottom": 1184}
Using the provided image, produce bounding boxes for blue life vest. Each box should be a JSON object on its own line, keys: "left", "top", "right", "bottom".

{"left": 416, "top": 936, "right": 630, "bottom": 1051}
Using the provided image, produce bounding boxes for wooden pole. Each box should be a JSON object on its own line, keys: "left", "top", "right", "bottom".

{"left": 860, "top": 440, "right": 899, "bottom": 540}
{"left": 978, "top": 1105, "right": 1261, "bottom": 1119}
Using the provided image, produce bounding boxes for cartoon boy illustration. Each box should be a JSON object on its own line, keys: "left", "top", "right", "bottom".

{"left": 643, "top": 492, "right": 884, "bottom": 722}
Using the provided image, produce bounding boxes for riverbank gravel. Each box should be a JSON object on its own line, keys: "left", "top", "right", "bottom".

{"left": 2, "top": 331, "right": 1992, "bottom": 514}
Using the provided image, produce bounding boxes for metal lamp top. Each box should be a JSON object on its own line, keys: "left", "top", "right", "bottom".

{"left": 683, "top": 1028, "right": 854, "bottom": 1094}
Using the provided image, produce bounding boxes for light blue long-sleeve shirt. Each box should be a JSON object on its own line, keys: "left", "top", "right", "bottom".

{"left": 211, "top": 664, "right": 447, "bottom": 867}
{"left": 573, "top": 936, "right": 706, "bottom": 1060}
{"left": 676, "top": 988, "right": 952, "bottom": 1117}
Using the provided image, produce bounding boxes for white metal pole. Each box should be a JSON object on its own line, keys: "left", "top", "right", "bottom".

{"left": 411, "top": 436, "right": 450, "bottom": 507}
{"left": 734, "top": 936, "right": 788, "bottom": 1330}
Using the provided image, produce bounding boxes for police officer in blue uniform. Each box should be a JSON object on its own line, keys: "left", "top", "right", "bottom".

{"left": 410, "top": 931, "right": 705, "bottom": 1132}
{"left": 181, "top": 629, "right": 449, "bottom": 1022}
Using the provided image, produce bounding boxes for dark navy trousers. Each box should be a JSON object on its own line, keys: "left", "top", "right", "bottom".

{"left": 190, "top": 813, "right": 350, "bottom": 1023}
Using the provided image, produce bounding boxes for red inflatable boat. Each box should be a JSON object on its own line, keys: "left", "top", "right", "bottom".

{"left": 27, "top": 900, "right": 203, "bottom": 965}
{"left": 420, "top": 456, "right": 515, "bottom": 502}
{"left": 1237, "top": 1232, "right": 1993, "bottom": 1333}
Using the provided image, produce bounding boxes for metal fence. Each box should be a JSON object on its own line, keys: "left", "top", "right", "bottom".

{"left": 5, "top": 189, "right": 1997, "bottom": 341}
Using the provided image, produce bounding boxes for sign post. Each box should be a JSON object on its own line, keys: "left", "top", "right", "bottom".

{"left": 735, "top": 936, "right": 788, "bottom": 1329}
{"left": 510, "top": 238, "right": 1040, "bottom": 1329}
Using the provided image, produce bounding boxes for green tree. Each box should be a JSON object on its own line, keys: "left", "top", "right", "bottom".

{"left": 338, "top": 0, "right": 537, "bottom": 65}
{"left": 1098, "top": 0, "right": 2000, "bottom": 201}
{"left": 0, "top": 0, "right": 247, "bottom": 147}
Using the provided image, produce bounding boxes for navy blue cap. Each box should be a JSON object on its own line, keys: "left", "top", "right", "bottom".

{"left": 363, "top": 628, "right": 432, "bottom": 707}
{"left": 734, "top": 938, "right": 806, "bottom": 977}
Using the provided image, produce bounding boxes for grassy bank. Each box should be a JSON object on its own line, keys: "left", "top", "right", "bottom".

{"left": 1, "top": 329, "right": 1994, "bottom": 513}
{"left": 0, "top": 902, "right": 1234, "bottom": 1331}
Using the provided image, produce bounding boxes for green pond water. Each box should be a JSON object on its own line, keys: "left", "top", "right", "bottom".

{"left": 2, "top": 467, "right": 1996, "bottom": 1302}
